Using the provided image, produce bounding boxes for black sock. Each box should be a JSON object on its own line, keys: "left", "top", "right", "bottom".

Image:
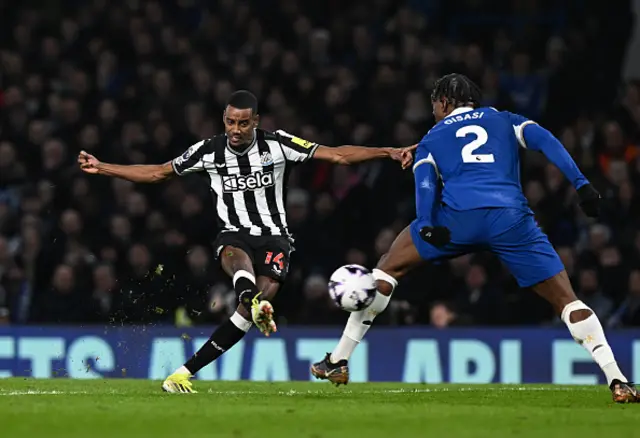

{"left": 235, "top": 276, "right": 259, "bottom": 312}
{"left": 184, "top": 318, "right": 247, "bottom": 374}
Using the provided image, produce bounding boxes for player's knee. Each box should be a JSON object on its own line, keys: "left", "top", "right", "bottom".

{"left": 222, "top": 246, "right": 252, "bottom": 271}
{"left": 256, "top": 277, "right": 279, "bottom": 301}
{"left": 568, "top": 308, "right": 593, "bottom": 324}
{"left": 224, "top": 246, "right": 249, "bottom": 261}
{"left": 376, "top": 281, "right": 393, "bottom": 296}
{"left": 371, "top": 266, "right": 399, "bottom": 297}
{"left": 533, "top": 270, "right": 580, "bottom": 315}
{"left": 560, "top": 300, "right": 594, "bottom": 325}
{"left": 258, "top": 288, "right": 277, "bottom": 301}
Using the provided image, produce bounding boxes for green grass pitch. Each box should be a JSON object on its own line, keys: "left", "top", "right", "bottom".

{"left": 0, "top": 379, "right": 636, "bottom": 438}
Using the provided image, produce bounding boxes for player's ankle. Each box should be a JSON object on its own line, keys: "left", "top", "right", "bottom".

{"left": 176, "top": 365, "right": 193, "bottom": 376}
{"left": 329, "top": 353, "right": 344, "bottom": 364}
{"left": 603, "top": 362, "right": 627, "bottom": 387}
{"left": 233, "top": 270, "right": 259, "bottom": 312}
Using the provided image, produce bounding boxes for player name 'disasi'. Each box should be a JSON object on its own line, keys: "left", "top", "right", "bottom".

{"left": 443, "top": 110, "right": 485, "bottom": 125}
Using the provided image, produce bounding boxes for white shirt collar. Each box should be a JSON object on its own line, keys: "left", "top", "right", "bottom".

{"left": 445, "top": 107, "right": 474, "bottom": 118}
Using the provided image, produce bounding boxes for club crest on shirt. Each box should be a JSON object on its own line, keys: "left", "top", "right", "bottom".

{"left": 260, "top": 151, "right": 274, "bottom": 166}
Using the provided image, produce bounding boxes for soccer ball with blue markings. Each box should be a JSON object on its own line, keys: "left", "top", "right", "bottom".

{"left": 328, "top": 265, "right": 377, "bottom": 312}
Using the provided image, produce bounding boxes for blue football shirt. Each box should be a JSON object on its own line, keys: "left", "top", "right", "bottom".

{"left": 414, "top": 106, "right": 538, "bottom": 213}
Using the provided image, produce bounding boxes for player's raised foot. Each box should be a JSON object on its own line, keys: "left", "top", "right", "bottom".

{"left": 251, "top": 295, "right": 277, "bottom": 336}
{"left": 610, "top": 379, "right": 640, "bottom": 403}
{"left": 162, "top": 372, "right": 196, "bottom": 394}
{"left": 311, "top": 353, "right": 349, "bottom": 386}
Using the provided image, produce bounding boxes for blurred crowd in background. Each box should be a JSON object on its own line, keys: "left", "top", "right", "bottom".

{"left": 1, "top": 0, "right": 639, "bottom": 328}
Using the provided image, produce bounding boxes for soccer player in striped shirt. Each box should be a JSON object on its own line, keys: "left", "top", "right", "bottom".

{"left": 79, "top": 90, "right": 416, "bottom": 392}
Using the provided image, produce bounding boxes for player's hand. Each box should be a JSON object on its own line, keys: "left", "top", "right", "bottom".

{"left": 389, "top": 144, "right": 418, "bottom": 170}
{"left": 577, "top": 184, "right": 601, "bottom": 218}
{"left": 401, "top": 144, "right": 418, "bottom": 169}
{"left": 78, "top": 150, "right": 100, "bottom": 174}
{"left": 419, "top": 226, "right": 451, "bottom": 247}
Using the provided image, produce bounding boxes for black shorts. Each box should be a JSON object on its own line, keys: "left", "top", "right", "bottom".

{"left": 213, "top": 232, "right": 293, "bottom": 282}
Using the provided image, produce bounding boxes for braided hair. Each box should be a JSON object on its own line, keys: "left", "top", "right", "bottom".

{"left": 430, "top": 73, "right": 482, "bottom": 109}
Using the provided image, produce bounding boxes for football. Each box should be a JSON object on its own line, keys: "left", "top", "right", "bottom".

{"left": 328, "top": 264, "right": 377, "bottom": 312}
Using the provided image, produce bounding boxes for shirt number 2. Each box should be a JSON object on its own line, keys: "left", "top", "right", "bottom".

{"left": 457, "top": 125, "right": 494, "bottom": 163}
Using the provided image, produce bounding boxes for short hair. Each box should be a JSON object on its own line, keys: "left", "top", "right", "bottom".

{"left": 431, "top": 73, "right": 482, "bottom": 108}
{"left": 226, "top": 90, "right": 258, "bottom": 114}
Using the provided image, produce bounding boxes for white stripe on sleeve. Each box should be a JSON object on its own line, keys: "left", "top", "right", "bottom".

{"left": 513, "top": 121, "right": 538, "bottom": 148}
{"left": 412, "top": 153, "right": 440, "bottom": 178}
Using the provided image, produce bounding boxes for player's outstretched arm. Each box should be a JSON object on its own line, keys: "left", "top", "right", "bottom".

{"left": 313, "top": 144, "right": 417, "bottom": 168}
{"left": 78, "top": 150, "right": 173, "bottom": 183}
{"left": 521, "top": 123, "right": 601, "bottom": 217}
{"left": 521, "top": 124, "right": 588, "bottom": 188}
{"left": 275, "top": 130, "right": 415, "bottom": 168}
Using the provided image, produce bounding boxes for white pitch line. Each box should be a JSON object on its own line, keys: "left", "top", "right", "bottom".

{"left": 206, "top": 386, "right": 601, "bottom": 396}
{"left": 0, "top": 390, "right": 88, "bottom": 396}
{"left": 0, "top": 386, "right": 602, "bottom": 397}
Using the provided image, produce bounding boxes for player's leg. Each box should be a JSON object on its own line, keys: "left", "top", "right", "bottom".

{"left": 163, "top": 235, "right": 277, "bottom": 393}
{"left": 331, "top": 229, "right": 421, "bottom": 360}
{"left": 532, "top": 272, "right": 638, "bottom": 403}
{"left": 249, "top": 236, "right": 293, "bottom": 331}
{"left": 221, "top": 245, "right": 278, "bottom": 336}
{"left": 490, "top": 209, "right": 637, "bottom": 403}
{"left": 163, "top": 243, "right": 259, "bottom": 393}
{"left": 311, "top": 225, "right": 428, "bottom": 385}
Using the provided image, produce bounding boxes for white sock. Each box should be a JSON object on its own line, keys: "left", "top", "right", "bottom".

{"left": 175, "top": 365, "right": 192, "bottom": 376}
{"left": 561, "top": 300, "right": 626, "bottom": 386}
{"left": 331, "top": 269, "right": 396, "bottom": 362}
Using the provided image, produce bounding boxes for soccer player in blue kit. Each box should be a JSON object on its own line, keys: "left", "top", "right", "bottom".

{"left": 312, "top": 73, "right": 639, "bottom": 403}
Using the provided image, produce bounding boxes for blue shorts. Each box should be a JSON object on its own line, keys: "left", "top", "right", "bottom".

{"left": 410, "top": 206, "right": 564, "bottom": 288}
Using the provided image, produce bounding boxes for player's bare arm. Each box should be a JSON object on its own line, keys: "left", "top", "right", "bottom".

{"left": 313, "top": 144, "right": 417, "bottom": 169}
{"left": 275, "top": 130, "right": 416, "bottom": 168}
{"left": 78, "top": 150, "right": 173, "bottom": 183}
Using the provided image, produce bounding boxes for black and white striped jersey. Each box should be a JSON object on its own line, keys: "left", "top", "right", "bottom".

{"left": 171, "top": 129, "right": 318, "bottom": 237}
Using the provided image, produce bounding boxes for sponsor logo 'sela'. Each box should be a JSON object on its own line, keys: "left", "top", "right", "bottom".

{"left": 222, "top": 171, "right": 275, "bottom": 192}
